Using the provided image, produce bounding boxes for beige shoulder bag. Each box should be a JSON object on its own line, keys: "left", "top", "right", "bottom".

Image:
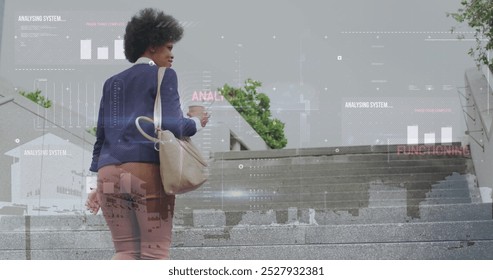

{"left": 135, "top": 67, "right": 208, "bottom": 194}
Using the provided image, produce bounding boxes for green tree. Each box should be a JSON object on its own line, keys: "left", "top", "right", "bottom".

{"left": 220, "top": 79, "right": 287, "bottom": 149}
{"left": 448, "top": 0, "right": 493, "bottom": 70}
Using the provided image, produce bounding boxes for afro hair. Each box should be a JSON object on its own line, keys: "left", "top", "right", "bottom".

{"left": 124, "top": 8, "right": 184, "bottom": 63}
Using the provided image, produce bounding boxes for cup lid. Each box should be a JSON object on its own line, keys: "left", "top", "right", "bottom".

{"left": 188, "top": 103, "right": 205, "bottom": 108}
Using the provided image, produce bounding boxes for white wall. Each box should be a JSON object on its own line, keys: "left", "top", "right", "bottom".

{"left": 464, "top": 67, "right": 493, "bottom": 202}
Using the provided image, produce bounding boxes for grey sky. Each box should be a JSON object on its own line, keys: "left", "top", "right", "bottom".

{"left": 1, "top": 0, "right": 476, "bottom": 148}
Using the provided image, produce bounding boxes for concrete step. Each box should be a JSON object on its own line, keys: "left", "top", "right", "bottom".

{"left": 206, "top": 165, "right": 468, "bottom": 179}
{"left": 203, "top": 172, "right": 462, "bottom": 185}
{"left": 1, "top": 199, "right": 490, "bottom": 260}
{"left": 2, "top": 240, "right": 492, "bottom": 260}
{"left": 214, "top": 151, "right": 469, "bottom": 162}
{"left": 189, "top": 179, "right": 472, "bottom": 195}
{"left": 3, "top": 220, "right": 492, "bottom": 248}
{"left": 0, "top": 143, "right": 478, "bottom": 260}
{"left": 170, "top": 240, "right": 493, "bottom": 260}
{"left": 182, "top": 182, "right": 473, "bottom": 198}
{"left": 2, "top": 219, "right": 492, "bottom": 259}
{"left": 0, "top": 249, "right": 113, "bottom": 260}
{"left": 197, "top": 187, "right": 470, "bottom": 200}
{"left": 302, "top": 203, "right": 493, "bottom": 225}
{"left": 177, "top": 170, "right": 476, "bottom": 212}
{"left": 1, "top": 204, "right": 491, "bottom": 230}
{"left": 175, "top": 198, "right": 473, "bottom": 212}
{"left": 171, "top": 220, "right": 493, "bottom": 246}
{"left": 178, "top": 204, "right": 493, "bottom": 227}
{"left": 212, "top": 143, "right": 469, "bottom": 160}
{"left": 209, "top": 158, "right": 468, "bottom": 170}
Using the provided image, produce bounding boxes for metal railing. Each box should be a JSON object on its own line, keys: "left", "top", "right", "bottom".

{"left": 459, "top": 66, "right": 493, "bottom": 152}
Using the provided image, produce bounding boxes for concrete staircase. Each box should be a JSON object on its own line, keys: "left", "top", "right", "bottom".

{"left": 1, "top": 144, "right": 493, "bottom": 259}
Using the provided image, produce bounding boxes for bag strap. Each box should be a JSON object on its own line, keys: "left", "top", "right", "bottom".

{"left": 135, "top": 67, "right": 166, "bottom": 143}
{"left": 153, "top": 67, "right": 166, "bottom": 131}
{"left": 135, "top": 116, "right": 159, "bottom": 142}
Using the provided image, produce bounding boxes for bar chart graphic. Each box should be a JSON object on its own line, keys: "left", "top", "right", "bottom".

{"left": 407, "top": 125, "right": 452, "bottom": 145}
{"left": 80, "top": 39, "right": 125, "bottom": 60}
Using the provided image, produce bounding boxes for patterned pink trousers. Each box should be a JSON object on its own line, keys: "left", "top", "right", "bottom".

{"left": 97, "top": 162, "right": 175, "bottom": 260}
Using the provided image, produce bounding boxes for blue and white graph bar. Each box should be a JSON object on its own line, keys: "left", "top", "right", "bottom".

{"left": 441, "top": 127, "right": 452, "bottom": 144}
{"left": 424, "top": 133, "right": 435, "bottom": 145}
{"left": 80, "top": 40, "right": 92, "bottom": 60}
{"left": 407, "top": 125, "right": 419, "bottom": 145}
{"left": 97, "top": 47, "right": 109, "bottom": 60}
{"left": 114, "top": 40, "right": 125, "bottom": 60}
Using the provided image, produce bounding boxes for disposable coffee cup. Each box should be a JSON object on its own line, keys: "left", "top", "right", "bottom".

{"left": 188, "top": 105, "right": 205, "bottom": 118}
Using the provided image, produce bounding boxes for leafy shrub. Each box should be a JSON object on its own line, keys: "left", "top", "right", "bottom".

{"left": 219, "top": 79, "right": 287, "bottom": 149}
{"left": 19, "top": 89, "right": 52, "bottom": 108}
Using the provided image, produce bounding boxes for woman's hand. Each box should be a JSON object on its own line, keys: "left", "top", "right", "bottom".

{"left": 188, "top": 111, "right": 210, "bottom": 127}
{"left": 85, "top": 189, "right": 100, "bottom": 215}
{"left": 200, "top": 113, "right": 210, "bottom": 127}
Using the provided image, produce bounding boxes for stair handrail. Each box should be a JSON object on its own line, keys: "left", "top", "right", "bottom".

{"left": 458, "top": 86, "right": 485, "bottom": 151}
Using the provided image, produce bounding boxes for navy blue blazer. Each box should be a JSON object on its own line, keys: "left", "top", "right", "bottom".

{"left": 89, "top": 63, "right": 197, "bottom": 172}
